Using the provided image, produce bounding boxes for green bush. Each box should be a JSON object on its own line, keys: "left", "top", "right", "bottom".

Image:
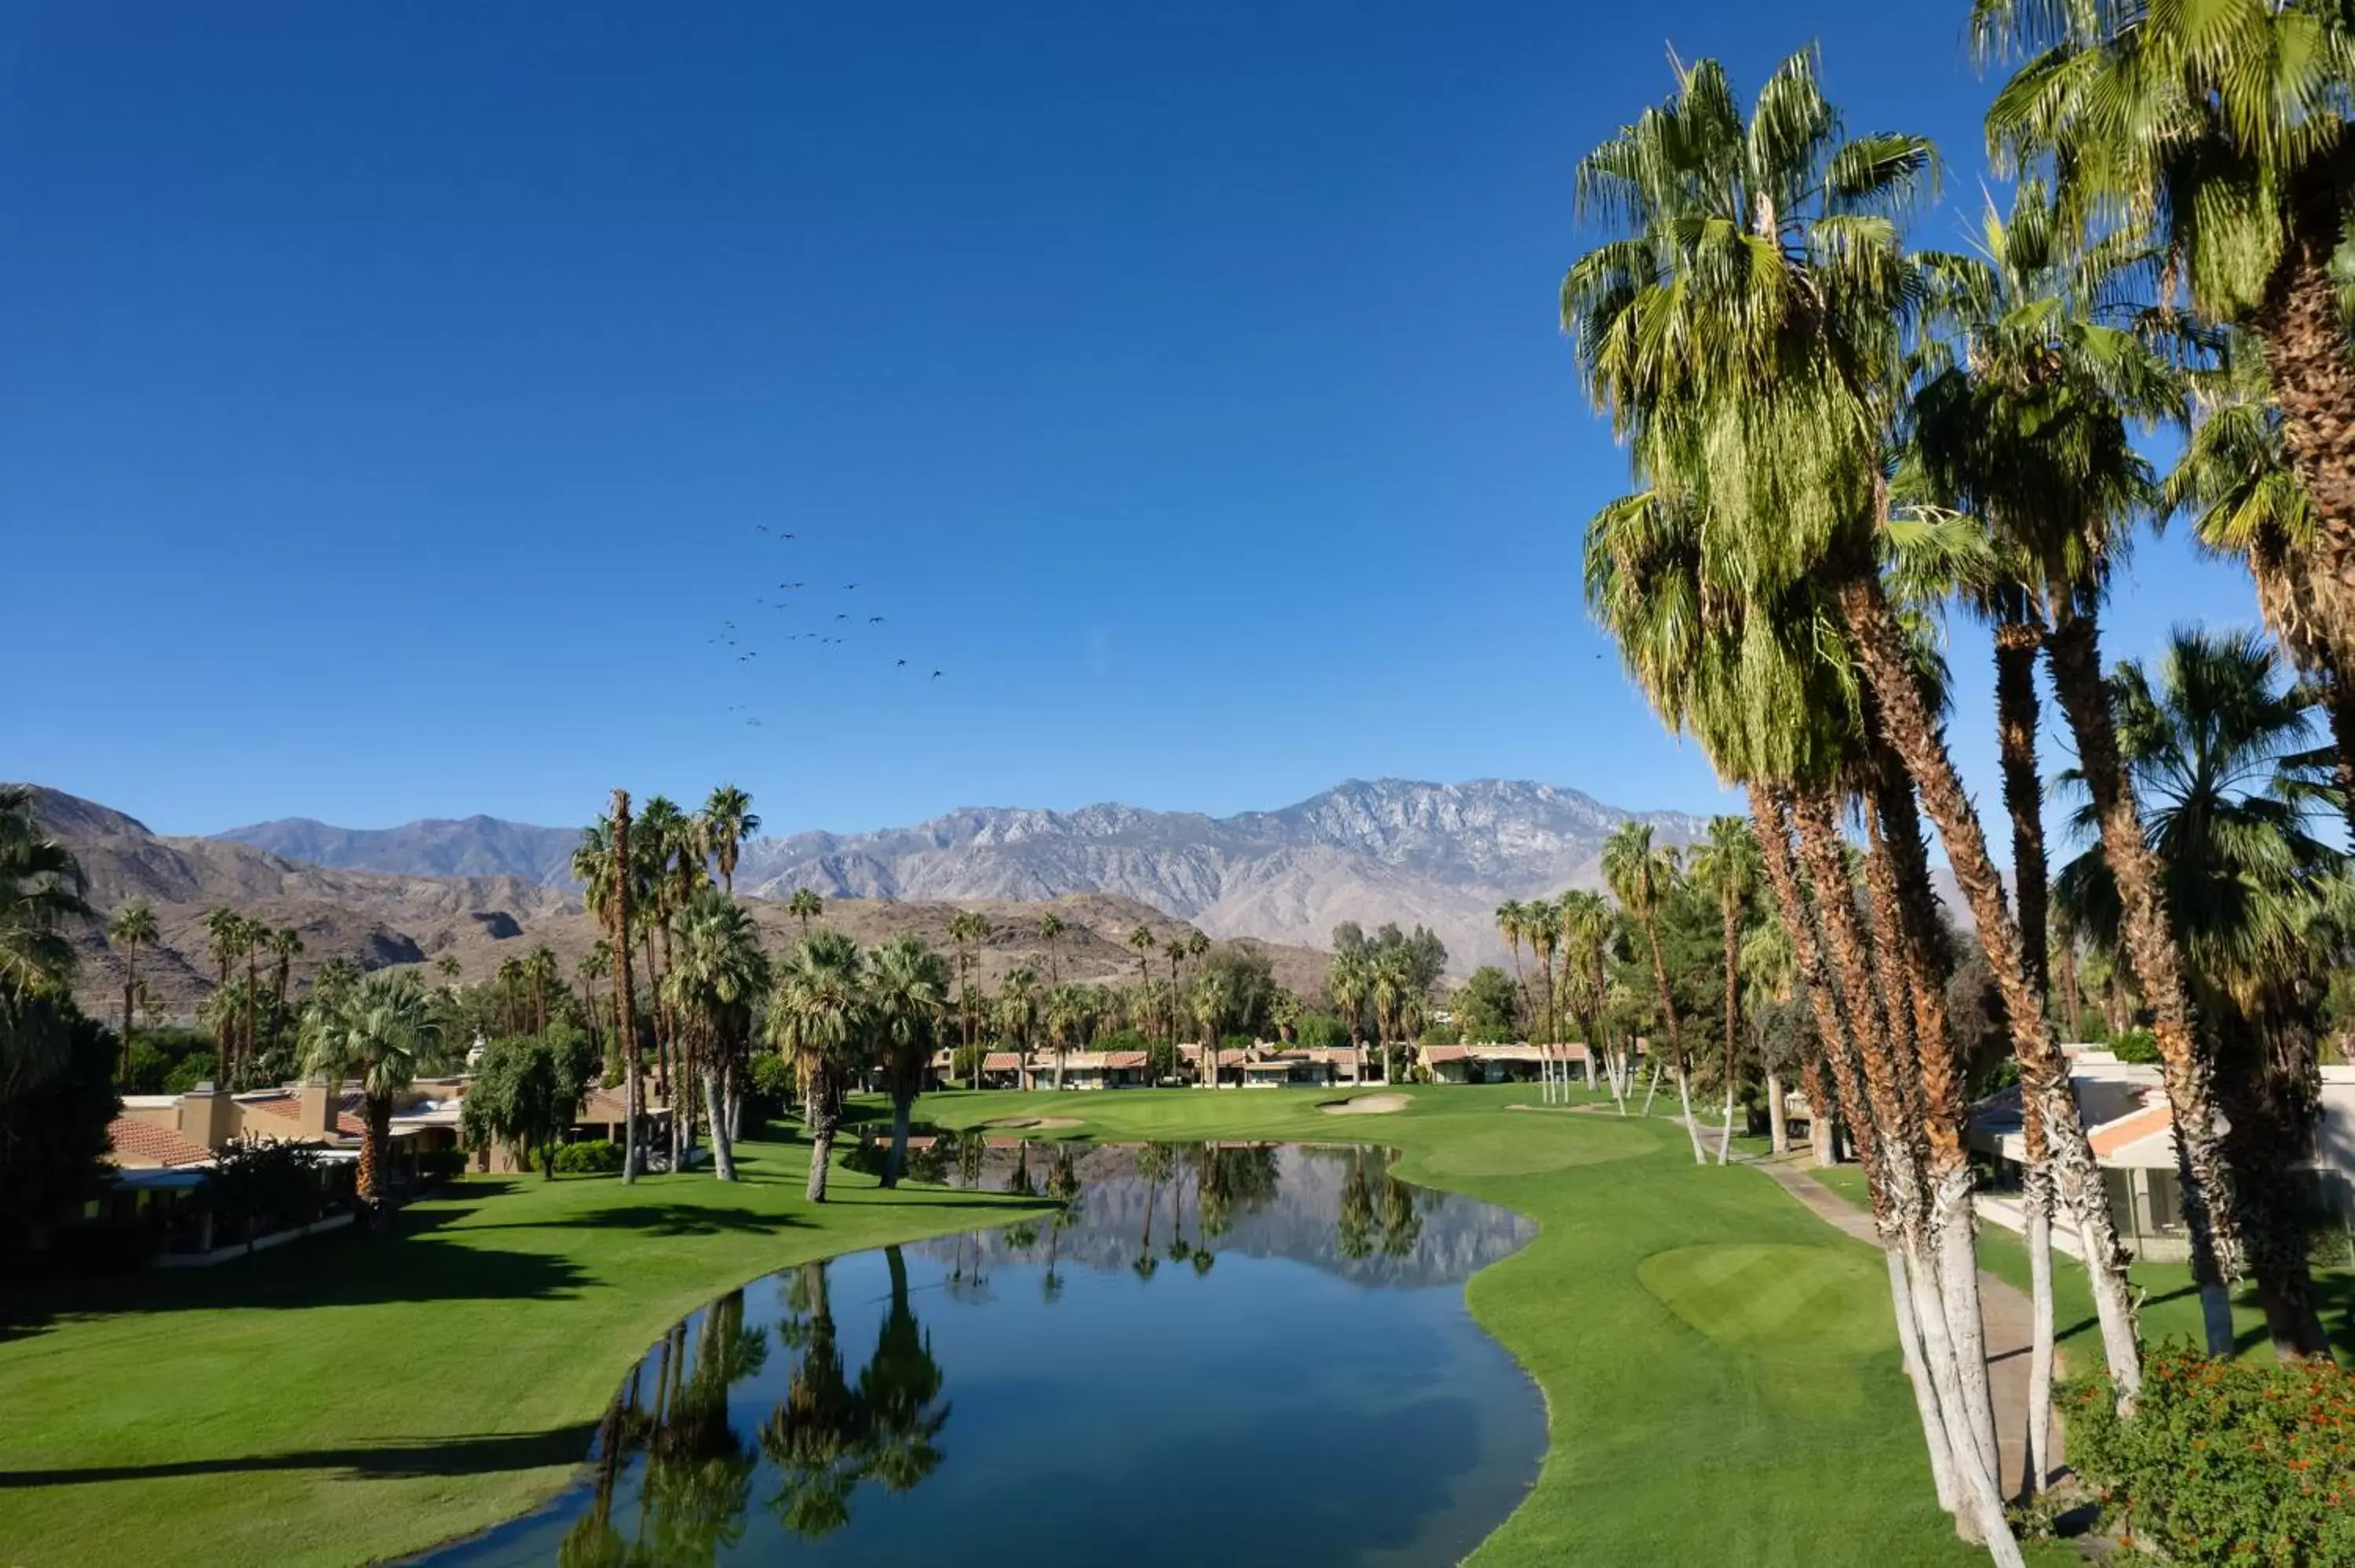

{"left": 2067, "top": 1347, "right": 2355, "bottom": 1566}
{"left": 551, "top": 1140, "right": 623, "bottom": 1176}
{"left": 748, "top": 1052, "right": 792, "bottom": 1112}
{"left": 1295, "top": 1012, "right": 1350, "bottom": 1051}
{"left": 414, "top": 1147, "right": 468, "bottom": 1181}
{"left": 2107, "top": 1027, "right": 2161, "bottom": 1064}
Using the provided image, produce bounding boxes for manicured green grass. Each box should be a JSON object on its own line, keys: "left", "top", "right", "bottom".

{"left": 0, "top": 1135, "right": 1045, "bottom": 1568}
{"left": 2, "top": 1086, "right": 2058, "bottom": 1567}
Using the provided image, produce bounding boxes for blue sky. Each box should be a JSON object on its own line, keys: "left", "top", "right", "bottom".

{"left": 2, "top": 1, "right": 2247, "bottom": 841}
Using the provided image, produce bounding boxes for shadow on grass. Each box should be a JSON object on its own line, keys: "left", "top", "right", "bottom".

{"left": 0, "top": 1423, "right": 599, "bottom": 1489}
{"left": 459, "top": 1202, "right": 806, "bottom": 1239}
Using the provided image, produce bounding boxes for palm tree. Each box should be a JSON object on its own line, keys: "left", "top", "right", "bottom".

{"left": 1603, "top": 822, "right": 1706, "bottom": 1164}
{"left": 1569, "top": 51, "right": 2143, "bottom": 1492}
{"left": 1689, "top": 817, "right": 1762, "bottom": 1165}
{"left": 663, "top": 888, "right": 770, "bottom": 1181}
{"left": 300, "top": 972, "right": 438, "bottom": 1227}
{"left": 200, "top": 906, "right": 243, "bottom": 1081}
{"left": 265, "top": 925, "right": 304, "bottom": 1066}
{"left": 1126, "top": 924, "right": 1157, "bottom": 1068}
{"left": 769, "top": 930, "right": 869, "bottom": 1202}
{"left": 495, "top": 956, "right": 527, "bottom": 1037}
{"left": 2165, "top": 334, "right": 2355, "bottom": 842}
{"left": 1189, "top": 970, "right": 1232, "bottom": 1088}
{"left": 1036, "top": 911, "right": 1064, "bottom": 986}
{"left": 867, "top": 935, "right": 948, "bottom": 1186}
{"left": 588, "top": 793, "right": 644, "bottom": 1183}
{"left": 524, "top": 943, "right": 560, "bottom": 1037}
{"left": 107, "top": 900, "right": 159, "bottom": 1068}
{"left": 1, "top": 789, "right": 93, "bottom": 1103}
{"left": 1327, "top": 946, "right": 1371, "bottom": 1089}
{"left": 947, "top": 910, "right": 988, "bottom": 1088}
{"left": 1978, "top": 1, "right": 2355, "bottom": 690}
{"left": 1493, "top": 899, "right": 1529, "bottom": 1038}
{"left": 1558, "top": 891, "right": 1616, "bottom": 1106}
{"left": 434, "top": 953, "right": 462, "bottom": 992}
{"left": 236, "top": 915, "right": 266, "bottom": 1079}
{"left": 995, "top": 966, "right": 1041, "bottom": 1091}
{"left": 1366, "top": 945, "right": 1416, "bottom": 1088}
{"left": 701, "top": 785, "right": 760, "bottom": 895}
{"left": 2057, "top": 627, "right": 2348, "bottom": 1362}
{"left": 788, "top": 887, "right": 824, "bottom": 934}
{"left": 1044, "top": 983, "right": 1092, "bottom": 1092}
{"left": 1911, "top": 179, "right": 2248, "bottom": 1347}
{"left": 1527, "top": 895, "right": 1561, "bottom": 1052}
{"left": 577, "top": 941, "right": 610, "bottom": 1057}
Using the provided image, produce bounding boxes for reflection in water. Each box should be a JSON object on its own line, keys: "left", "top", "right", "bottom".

{"left": 425, "top": 1142, "right": 1541, "bottom": 1568}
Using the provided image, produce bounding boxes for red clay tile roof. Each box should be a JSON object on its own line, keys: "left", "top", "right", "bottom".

{"left": 1422, "top": 1045, "right": 1470, "bottom": 1063}
{"left": 981, "top": 1052, "right": 1024, "bottom": 1072}
{"left": 2090, "top": 1101, "right": 2173, "bottom": 1159}
{"left": 108, "top": 1117, "right": 216, "bottom": 1169}
{"left": 1103, "top": 1051, "right": 1148, "bottom": 1070}
{"left": 240, "top": 1093, "right": 367, "bottom": 1139}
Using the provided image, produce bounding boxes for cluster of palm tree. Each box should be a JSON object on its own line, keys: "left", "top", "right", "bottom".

{"left": 0, "top": 786, "right": 94, "bottom": 1113}
{"left": 193, "top": 906, "right": 306, "bottom": 1086}
{"left": 1567, "top": 20, "right": 2355, "bottom": 1555}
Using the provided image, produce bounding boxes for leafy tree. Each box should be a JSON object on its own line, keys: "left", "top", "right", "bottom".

{"left": 663, "top": 889, "right": 771, "bottom": 1181}
{"left": 768, "top": 931, "right": 869, "bottom": 1202}
{"left": 867, "top": 935, "right": 948, "bottom": 1186}
{"left": 463, "top": 1027, "right": 600, "bottom": 1178}
{"left": 701, "top": 784, "right": 760, "bottom": 895}
{"left": 787, "top": 888, "right": 824, "bottom": 934}
{"left": 1451, "top": 966, "right": 1521, "bottom": 1043}
{"left": 0, "top": 1000, "right": 115, "bottom": 1259}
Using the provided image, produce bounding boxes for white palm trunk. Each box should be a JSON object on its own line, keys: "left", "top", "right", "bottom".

{"left": 1714, "top": 1082, "right": 1736, "bottom": 1165}
{"left": 1931, "top": 1171, "right": 2002, "bottom": 1490}
{"left": 1674, "top": 1067, "right": 1707, "bottom": 1164}
{"left": 1905, "top": 1238, "right": 2028, "bottom": 1564}
{"left": 2024, "top": 1162, "right": 2055, "bottom": 1496}
{"left": 1886, "top": 1245, "right": 1959, "bottom": 1516}
{"left": 1641, "top": 1057, "right": 1663, "bottom": 1118}
{"left": 701, "top": 1067, "right": 736, "bottom": 1181}
{"left": 1766, "top": 1070, "right": 1788, "bottom": 1154}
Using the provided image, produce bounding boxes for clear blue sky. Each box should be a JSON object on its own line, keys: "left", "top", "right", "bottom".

{"left": 2, "top": 1, "right": 2247, "bottom": 841}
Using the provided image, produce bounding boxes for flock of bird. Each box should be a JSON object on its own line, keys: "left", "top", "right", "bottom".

{"left": 706, "top": 525, "right": 944, "bottom": 726}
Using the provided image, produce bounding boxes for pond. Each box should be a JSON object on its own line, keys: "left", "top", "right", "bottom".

{"left": 422, "top": 1141, "right": 1545, "bottom": 1567}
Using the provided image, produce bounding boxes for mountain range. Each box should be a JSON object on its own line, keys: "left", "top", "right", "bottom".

{"left": 220, "top": 779, "right": 1708, "bottom": 972}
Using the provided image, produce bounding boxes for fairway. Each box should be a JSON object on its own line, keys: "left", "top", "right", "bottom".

{"left": 1, "top": 1087, "right": 2061, "bottom": 1566}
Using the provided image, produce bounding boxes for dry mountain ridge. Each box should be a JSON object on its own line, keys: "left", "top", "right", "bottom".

{"left": 23, "top": 786, "right": 1317, "bottom": 1018}
{"left": 217, "top": 778, "right": 1708, "bottom": 971}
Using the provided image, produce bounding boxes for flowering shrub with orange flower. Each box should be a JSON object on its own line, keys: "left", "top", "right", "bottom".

{"left": 2068, "top": 1347, "right": 2355, "bottom": 1566}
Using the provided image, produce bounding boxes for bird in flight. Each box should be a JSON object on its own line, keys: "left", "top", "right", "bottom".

{"left": 781, "top": 532, "right": 797, "bottom": 540}
{"left": 896, "top": 658, "right": 906, "bottom": 667}
{"left": 842, "top": 582, "right": 857, "bottom": 590}
{"left": 931, "top": 669, "right": 944, "bottom": 679}
{"left": 868, "top": 615, "right": 885, "bottom": 625}
{"left": 781, "top": 582, "right": 804, "bottom": 590}
{"left": 834, "top": 612, "right": 849, "bottom": 621}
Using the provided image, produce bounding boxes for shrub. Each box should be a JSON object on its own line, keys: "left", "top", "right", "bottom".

{"left": 2067, "top": 1347, "right": 2355, "bottom": 1566}
{"left": 205, "top": 1135, "right": 327, "bottom": 1245}
{"left": 1295, "top": 1012, "right": 1350, "bottom": 1051}
{"left": 415, "top": 1147, "right": 468, "bottom": 1181}
{"left": 2107, "top": 1027, "right": 2161, "bottom": 1064}
{"left": 551, "top": 1140, "right": 623, "bottom": 1176}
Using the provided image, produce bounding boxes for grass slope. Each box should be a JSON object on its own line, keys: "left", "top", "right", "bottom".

{"left": 4, "top": 1087, "right": 2051, "bottom": 1567}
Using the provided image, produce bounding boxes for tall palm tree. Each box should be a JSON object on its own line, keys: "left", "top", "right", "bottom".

{"left": 265, "top": 925, "right": 304, "bottom": 1066}
{"left": 1557, "top": 890, "right": 1616, "bottom": 1105}
{"left": 1036, "top": 911, "right": 1065, "bottom": 986}
{"left": 524, "top": 943, "right": 560, "bottom": 1037}
{"left": 1978, "top": 0, "right": 2355, "bottom": 687}
{"left": 2057, "top": 627, "right": 2349, "bottom": 1362}
{"left": 788, "top": 888, "right": 824, "bottom": 934}
{"left": 769, "top": 930, "right": 868, "bottom": 1202}
{"left": 1327, "top": 946, "right": 1371, "bottom": 1089}
{"left": 867, "top": 935, "right": 948, "bottom": 1186}
{"left": 495, "top": 956, "right": 527, "bottom": 1037}
{"left": 1126, "top": 924, "right": 1156, "bottom": 1056}
{"left": 591, "top": 793, "right": 643, "bottom": 1183}
{"left": 107, "top": 900, "right": 159, "bottom": 1066}
{"left": 663, "top": 889, "right": 770, "bottom": 1181}
{"left": 1603, "top": 822, "right": 1706, "bottom": 1163}
{"left": 1912, "top": 178, "right": 2248, "bottom": 1346}
{"left": 577, "top": 940, "right": 611, "bottom": 1057}
{"left": 1044, "top": 982, "right": 1091, "bottom": 1092}
{"left": 1527, "top": 895, "right": 1561, "bottom": 1050}
{"left": 995, "top": 966, "right": 1041, "bottom": 1091}
{"left": 1366, "top": 945, "right": 1417, "bottom": 1088}
{"left": 236, "top": 915, "right": 266, "bottom": 1078}
{"left": 947, "top": 910, "right": 988, "bottom": 1088}
{"left": 1493, "top": 899, "right": 1530, "bottom": 1039}
{"left": 701, "top": 784, "right": 760, "bottom": 895}
{"left": 300, "top": 972, "right": 438, "bottom": 1227}
{"left": 1189, "top": 970, "right": 1232, "bottom": 1088}
{"left": 1689, "top": 817, "right": 1762, "bottom": 1165}
{"left": 200, "top": 906, "right": 243, "bottom": 1081}
{"left": 1570, "top": 49, "right": 2143, "bottom": 1475}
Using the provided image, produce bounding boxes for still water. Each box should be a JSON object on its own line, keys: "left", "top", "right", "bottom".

{"left": 425, "top": 1142, "right": 1544, "bottom": 1567}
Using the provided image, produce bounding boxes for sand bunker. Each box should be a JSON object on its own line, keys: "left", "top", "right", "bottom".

{"left": 984, "top": 1116, "right": 1083, "bottom": 1130}
{"left": 1320, "top": 1093, "right": 1411, "bottom": 1116}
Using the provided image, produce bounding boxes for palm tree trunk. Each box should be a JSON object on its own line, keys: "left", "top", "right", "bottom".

{"left": 701, "top": 1064, "right": 735, "bottom": 1181}
{"left": 1718, "top": 898, "right": 1740, "bottom": 1165}
{"left": 360, "top": 1096, "right": 392, "bottom": 1229}
{"left": 805, "top": 1066, "right": 835, "bottom": 1202}
{"left": 119, "top": 943, "right": 138, "bottom": 1080}
{"left": 1671, "top": 1064, "right": 1705, "bottom": 1163}
{"left": 611, "top": 790, "right": 641, "bottom": 1187}
{"left": 2251, "top": 213, "right": 2355, "bottom": 695}
{"left": 1766, "top": 1069, "right": 1787, "bottom": 1154}
{"left": 2021, "top": 1088, "right": 2055, "bottom": 1497}
{"left": 1993, "top": 620, "right": 2051, "bottom": 1005}
{"left": 885, "top": 1087, "right": 915, "bottom": 1188}
{"left": 1834, "top": 573, "right": 2144, "bottom": 1402}
{"left": 1886, "top": 1244, "right": 1962, "bottom": 1517}
{"left": 2046, "top": 605, "right": 2245, "bottom": 1354}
